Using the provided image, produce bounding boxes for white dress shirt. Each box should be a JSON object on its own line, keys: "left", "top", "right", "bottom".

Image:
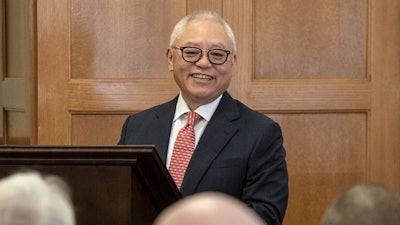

{"left": 166, "top": 93, "right": 222, "bottom": 168}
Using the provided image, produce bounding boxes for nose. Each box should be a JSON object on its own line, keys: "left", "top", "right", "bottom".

{"left": 195, "top": 52, "right": 212, "bottom": 67}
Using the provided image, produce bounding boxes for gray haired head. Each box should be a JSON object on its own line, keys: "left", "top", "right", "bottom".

{"left": 169, "top": 10, "right": 237, "bottom": 53}
{"left": 0, "top": 171, "right": 75, "bottom": 225}
{"left": 320, "top": 184, "right": 400, "bottom": 225}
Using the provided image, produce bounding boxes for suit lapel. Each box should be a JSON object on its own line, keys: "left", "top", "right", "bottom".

{"left": 151, "top": 97, "right": 178, "bottom": 164}
{"left": 180, "top": 92, "right": 240, "bottom": 195}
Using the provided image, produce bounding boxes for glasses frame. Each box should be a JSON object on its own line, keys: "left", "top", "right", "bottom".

{"left": 172, "top": 46, "right": 231, "bottom": 65}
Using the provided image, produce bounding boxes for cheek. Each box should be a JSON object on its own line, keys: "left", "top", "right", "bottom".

{"left": 168, "top": 51, "right": 186, "bottom": 71}
{"left": 217, "top": 66, "right": 234, "bottom": 78}
{"left": 174, "top": 61, "right": 191, "bottom": 73}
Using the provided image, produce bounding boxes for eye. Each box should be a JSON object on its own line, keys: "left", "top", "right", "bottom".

{"left": 183, "top": 48, "right": 201, "bottom": 57}
{"left": 209, "top": 50, "right": 227, "bottom": 58}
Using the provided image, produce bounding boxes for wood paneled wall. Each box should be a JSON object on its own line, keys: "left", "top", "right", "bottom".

{"left": 0, "top": 0, "right": 36, "bottom": 144}
{"left": 1, "top": 1, "right": 400, "bottom": 225}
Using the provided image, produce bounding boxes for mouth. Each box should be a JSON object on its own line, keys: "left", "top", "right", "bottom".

{"left": 190, "top": 73, "right": 214, "bottom": 80}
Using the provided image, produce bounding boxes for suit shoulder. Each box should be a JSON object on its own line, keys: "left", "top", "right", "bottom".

{"left": 234, "top": 100, "right": 277, "bottom": 124}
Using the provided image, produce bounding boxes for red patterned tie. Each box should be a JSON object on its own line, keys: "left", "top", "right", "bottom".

{"left": 169, "top": 112, "right": 202, "bottom": 189}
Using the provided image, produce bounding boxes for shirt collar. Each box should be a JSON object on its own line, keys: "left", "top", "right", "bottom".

{"left": 174, "top": 92, "right": 222, "bottom": 122}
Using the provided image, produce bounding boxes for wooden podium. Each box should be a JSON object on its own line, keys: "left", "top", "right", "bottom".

{"left": 0, "top": 146, "right": 182, "bottom": 225}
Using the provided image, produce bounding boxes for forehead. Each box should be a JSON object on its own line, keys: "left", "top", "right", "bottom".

{"left": 176, "top": 20, "right": 232, "bottom": 48}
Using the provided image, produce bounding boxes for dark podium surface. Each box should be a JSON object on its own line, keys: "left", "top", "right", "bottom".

{"left": 0, "top": 145, "right": 182, "bottom": 225}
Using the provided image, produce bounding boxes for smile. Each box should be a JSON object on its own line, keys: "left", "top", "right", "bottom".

{"left": 190, "top": 73, "right": 214, "bottom": 80}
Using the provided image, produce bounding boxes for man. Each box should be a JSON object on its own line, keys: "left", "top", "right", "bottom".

{"left": 0, "top": 171, "right": 75, "bottom": 225}
{"left": 153, "top": 192, "right": 266, "bottom": 225}
{"left": 320, "top": 184, "right": 400, "bottom": 225}
{"left": 119, "top": 10, "right": 288, "bottom": 225}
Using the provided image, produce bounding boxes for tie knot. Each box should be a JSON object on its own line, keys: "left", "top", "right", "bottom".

{"left": 187, "top": 112, "right": 201, "bottom": 126}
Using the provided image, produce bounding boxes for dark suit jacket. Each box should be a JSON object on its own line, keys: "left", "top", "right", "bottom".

{"left": 118, "top": 92, "right": 288, "bottom": 225}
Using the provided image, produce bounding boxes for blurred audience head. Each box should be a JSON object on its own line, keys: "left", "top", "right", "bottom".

{"left": 320, "top": 183, "right": 400, "bottom": 225}
{"left": 153, "top": 192, "right": 266, "bottom": 225}
{"left": 0, "top": 171, "right": 75, "bottom": 225}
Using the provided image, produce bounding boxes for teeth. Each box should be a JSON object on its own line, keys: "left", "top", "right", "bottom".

{"left": 191, "top": 74, "right": 213, "bottom": 80}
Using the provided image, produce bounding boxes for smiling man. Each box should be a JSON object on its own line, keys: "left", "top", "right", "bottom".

{"left": 118, "top": 10, "right": 288, "bottom": 225}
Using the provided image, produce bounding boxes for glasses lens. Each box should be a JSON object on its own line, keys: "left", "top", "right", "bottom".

{"left": 208, "top": 49, "right": 229, "bottom": 64}
{"left": 181, "top": 47, "right": 202, "bottom": 63}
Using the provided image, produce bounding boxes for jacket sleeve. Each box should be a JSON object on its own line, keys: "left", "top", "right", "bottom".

{"left": 242, "top": 121, "right": 289, "bottom": 225}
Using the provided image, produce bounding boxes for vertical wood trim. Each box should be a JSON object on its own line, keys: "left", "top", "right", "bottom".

{"left": 370, "top": 0, "right": 400, "bottom": 190}
{"left": 0, "top": 0, "right": 5, "bottom": 143}
{"left": 1, "top": 0, "right": 5, "bottom": 79}
{"left": 223, "top": 0, "right": 253, "bottom": 104}
{"left": 37, "top": 0, "right": 70, "bottom": 144}
{"left": 365, "top": 0, "right": 373, "bottom": 184}
{"left": 28, "top": 0, "right": 37, "bottom": 144}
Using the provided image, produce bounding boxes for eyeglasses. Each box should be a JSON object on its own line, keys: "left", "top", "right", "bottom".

{"left": 172, "top": 46, "right": 231, "bottom": 65}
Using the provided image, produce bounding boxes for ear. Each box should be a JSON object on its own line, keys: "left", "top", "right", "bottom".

{"left": 166, "top": 48, "right": 174, "bottom": 71}
{"left": 232, "top": 53, "right": 237, "bottom": 63}
{"left": 230, "top": 53, "right": 237, "bottom": 66}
